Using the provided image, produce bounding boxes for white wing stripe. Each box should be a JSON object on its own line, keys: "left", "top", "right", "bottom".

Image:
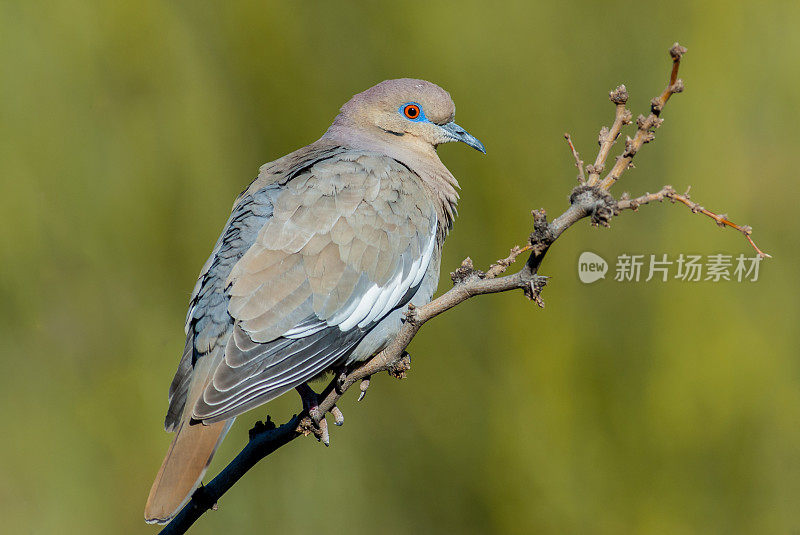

{"left": 359, "top": 268, "right": 404, "bottom": 328}
{"left": 282, "top": 321, "right": 327, "bottom": 339}
{"left": 348, "top": 228, "right": 436, "bottom": 331}
{"left": 336, "top": 282, "right": 382, "bottom": 331}
{"left": 411, "top": 230, "right": 435, "bottom": 288}
{"left": 377, "top": 254, "right": 413, "bottom": 320}
{"left": 324, "top": 283, "right": 365, "bottom": 326}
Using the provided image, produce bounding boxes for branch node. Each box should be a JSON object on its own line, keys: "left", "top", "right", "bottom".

{"left": 530, "top": 209, "right": 554, "bottom": 255}
{"left": 650, "top": 98, "right": 663, "bottom": 114}
{"left": 450, "top": 257, "right": 482, "bottom": 284}
{"left": 387, "top": 352, "right": 411, "bottom": 380}
{"left": 597, "top": 126, "right": 610, "bottom": 145}
{"left": 297, "top": 416, "right": 329, "bottom": 446}
{"left": 585, "top": 163, "right": 603, "bottom": 176}
{"left": 569, "top": 185, "right": 616, "bottom": 227}
{"left": 624, "top": 136, "right": 634, "bottom": 154}
{"left": 523, "top": 275, "right": 548, "bottom": 308}
{"left": 248, "top": 416, "right": 276, "bottom": 440}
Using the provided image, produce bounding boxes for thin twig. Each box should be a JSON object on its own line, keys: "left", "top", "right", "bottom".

{"left": 585, "top": 85, "right": 633, "bottom": 186}
{"left": 598, "top": 43, "right": 686, "bottom": 190}
{"left": 564, "top": 133, "right": 586, "bottom": 184}
{"left": 485, "top": 245, "right": 533, "bottom": 278}
{"left": 615, "top": 185, "right": 771, "bottom": 258}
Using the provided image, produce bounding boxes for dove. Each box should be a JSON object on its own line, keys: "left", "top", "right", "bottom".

{"left": 145, "top": 78, "right": 484, "bottom": 524}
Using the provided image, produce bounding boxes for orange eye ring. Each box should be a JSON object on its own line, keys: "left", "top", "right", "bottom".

{"left": 403, "top": 104, "right": 421, "bottom": 120}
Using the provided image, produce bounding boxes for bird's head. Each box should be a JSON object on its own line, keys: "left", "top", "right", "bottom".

{"left": 333, "top": 78, "right": 485, "bottom": 154}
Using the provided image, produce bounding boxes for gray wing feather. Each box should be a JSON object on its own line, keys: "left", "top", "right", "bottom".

{"left": 165, "top": 187, "right": 276, "bottom": 430}
{"left": 167, "top": 150, "right": 438, "bottom": 426}
{"left": 198, "top": 325, "right": 362, "bottom": 420}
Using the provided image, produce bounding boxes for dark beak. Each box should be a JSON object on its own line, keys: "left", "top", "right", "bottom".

{"left": 440, "top": 122, "right": 486, "bottom": 154}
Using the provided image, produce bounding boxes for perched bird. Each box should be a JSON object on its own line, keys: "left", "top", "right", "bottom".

{"left": 144, "top": 78, "right": 484, "bottom": 524}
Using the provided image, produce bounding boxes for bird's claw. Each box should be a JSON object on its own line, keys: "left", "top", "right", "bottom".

{"left": 333, "top": 367, "right": 348, "bottom": 394}
{"left": 357, "top": 376, "right": 371, "bottom": 402}
{"left": 295, "top": 383, "right": 343, "bottom": 446}
{"left": 330, "top": 405, "right": 344, "bottom": 426}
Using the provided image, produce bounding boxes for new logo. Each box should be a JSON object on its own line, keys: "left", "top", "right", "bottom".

{"left": 578, "top": 252, "right": 608, "bottom": 283}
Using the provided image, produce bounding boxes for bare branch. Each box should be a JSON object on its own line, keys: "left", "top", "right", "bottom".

{"left": 616, "top": 185, "right": 771, "bottom": 258}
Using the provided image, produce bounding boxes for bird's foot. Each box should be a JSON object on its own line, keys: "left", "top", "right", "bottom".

{"left": 333, "top": 366, "right": 349, "bottom": 394}
{"left": 295, "top": 383, "right": 343, "bottom": 446}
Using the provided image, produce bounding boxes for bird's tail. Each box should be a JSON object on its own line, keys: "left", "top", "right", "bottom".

{"left": 144, "top": 418, "right": 233, "bottom": 524}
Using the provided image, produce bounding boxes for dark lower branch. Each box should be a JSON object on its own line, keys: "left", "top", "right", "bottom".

{"left": 159, "top": 416, "right": 302, "bottom": 535}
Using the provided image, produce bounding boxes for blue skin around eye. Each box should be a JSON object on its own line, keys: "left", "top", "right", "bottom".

{"left": 398, "top": 102, "right": 428, "bottom": 122}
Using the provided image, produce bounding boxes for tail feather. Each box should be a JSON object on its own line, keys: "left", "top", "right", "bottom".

{"left": 144, "top": 418, "right": 233, "bottom": 524}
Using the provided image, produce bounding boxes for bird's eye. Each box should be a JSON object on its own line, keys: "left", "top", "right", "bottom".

{"left": 403, "top": 104, "right": 421, "bottom": 120}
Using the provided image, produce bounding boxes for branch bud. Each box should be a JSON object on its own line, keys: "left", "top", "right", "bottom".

{"left": 609, "top": 84, "right": 629, "bottom": 104}
{"left": 598, "top": 126, "right": 609, "bottom": 144}
{"left": 650, "top": 98, "right": 663, "bottom": 114}
{"left": 621, "top": 109, "right": 633, "bottom": 125}
{"left": 669, "top": 43, "right": 688, "bottom": 60}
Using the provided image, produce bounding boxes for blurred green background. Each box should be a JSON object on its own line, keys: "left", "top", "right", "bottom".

{"left": 1, "top": 1, "right": 797, "bottom": 533}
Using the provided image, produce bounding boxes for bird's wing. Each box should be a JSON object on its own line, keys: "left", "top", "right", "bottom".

{"left": 181, "top": 150, "right": 437, "bottom": 424}
{"left": 163, "top": 173, "right": 283, "bottom": 430}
